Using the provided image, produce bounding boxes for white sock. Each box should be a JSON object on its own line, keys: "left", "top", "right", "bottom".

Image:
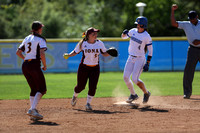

{"left": 86, "top": 95, "right": 93, "bottom": 104}
{"left": 73, "top": 92, "right": 79, "bottom": 97}
{"left": 30, "top": 96, "right": 34, "bottom": 109}
{"left": 32, "top": 92, "right": 42, "bottom": 109}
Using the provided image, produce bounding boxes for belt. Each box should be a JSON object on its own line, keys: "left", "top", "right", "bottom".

{"left": 24, "top": 59, "right": 32, "bottom": 62}
{"left": 84, "top": 64, "right": 98, "bottom": 67}
{"left": 130, "top": 55, "right": 137, "bottom": 57}
{"left": 24, "top": 59, "right": 38, "bottom": 62}
{"left": 190, "top": 45, "right": 200, "bottom": 49}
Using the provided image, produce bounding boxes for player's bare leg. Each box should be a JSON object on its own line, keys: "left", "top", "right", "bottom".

{"left": 137, "top": 81, "right": 151, "bottom": 103}
{"left": 137, "top": 81, "right": 148, "bottom": 94}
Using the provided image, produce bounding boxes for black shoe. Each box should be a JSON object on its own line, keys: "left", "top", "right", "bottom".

{"left": 143, "top": 91, "right": 151, "bottom": 104}
{"left": 183, "top": 95, "right": 191, "bottom": 99}
{"left": 126, "top": 94, "right": 139, "bottom": 103}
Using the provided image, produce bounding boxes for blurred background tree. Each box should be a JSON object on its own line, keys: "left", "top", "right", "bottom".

{"left": 0, "top": 0, "right": 199, "bottom": 39}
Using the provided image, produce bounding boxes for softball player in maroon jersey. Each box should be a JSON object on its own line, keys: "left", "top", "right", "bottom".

{"left": 121, "top": 16, "right": 153, "bottom": 104}
{"left": 16, "top": 21, "right": 47, "bottom": 120}
{"left": 63, "top": 27, "right": 110, "bottom": 111}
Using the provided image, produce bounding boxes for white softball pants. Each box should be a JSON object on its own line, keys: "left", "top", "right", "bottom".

{"left": 123, "top": 55, "right": 146, "bottom": 88}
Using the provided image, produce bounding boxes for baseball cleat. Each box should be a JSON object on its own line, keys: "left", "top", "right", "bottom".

{"left": 27, "top": 109, "right": 33, "bottom": 116}
{"left": 126, "top": 94, "right": 139, "bottom": 103}
{"left": 30, "top": 116, "right": 43, "bottom": 121}
{"left": 85, "top": 103, "right": 92, "bottom": 111}
{"left": 27, "top": 109, "right": 43, "bottom": 119}
{"left": 30, "top": 116, "right": 37, "bottom": 121}
{"left": 183, "top": 95, "right": 191, "bottom": 99}
{"left": 71, "top": 96, "right": 77, "bottom": 106}
{"left": 143, "top": 91, "right": 151, "bottom": 104}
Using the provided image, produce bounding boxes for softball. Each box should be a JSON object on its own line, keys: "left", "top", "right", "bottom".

{"left": 172, "top": 4, "right": 178, "bottom": 8}
{"left": 63, "top": 53, "right": 69, "bottom": 59}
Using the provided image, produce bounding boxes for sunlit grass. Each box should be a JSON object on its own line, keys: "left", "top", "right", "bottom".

{"left": 0, "top": 72, "right": 199, "bottom": 100}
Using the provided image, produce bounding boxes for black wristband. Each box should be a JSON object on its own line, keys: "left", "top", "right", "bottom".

{"left": 147, "top": 56, "right": 152, "bottom": 62}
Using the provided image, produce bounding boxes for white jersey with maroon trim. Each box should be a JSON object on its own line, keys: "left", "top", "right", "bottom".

{"left": 74, "top": 40, "right": 107, "bottom": 66}
{"left": 18, "top": 34, "right": 47, "bottom": 60}
{"left": 122, "top": 28, "right": 152, "bottom": 57}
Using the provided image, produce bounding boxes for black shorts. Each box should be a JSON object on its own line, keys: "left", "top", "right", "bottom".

{"left": 22, "top": 59, "right": 46, "bottom": 96}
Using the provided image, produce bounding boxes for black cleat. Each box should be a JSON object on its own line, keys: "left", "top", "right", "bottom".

{"left": 126, "top": 94, "right": 139, "bottom": 103}
{"left": 143, "top": 91, "right": 151, "bottom": 104}
{"left": 183, "top": 95, "right": 191, "bottom": 99}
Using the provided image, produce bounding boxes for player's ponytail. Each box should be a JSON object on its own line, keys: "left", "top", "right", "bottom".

{"left": 33, "top": 32, "right": 46, "bottom": 42}
{"left": 78, "top": 38, "right": 86, "bottom": 50}
{"left": 31, "top": 21, "right": 46, "bottom": 42}
{"left": 78, "top": 30, "right": 89, "bottom": 50}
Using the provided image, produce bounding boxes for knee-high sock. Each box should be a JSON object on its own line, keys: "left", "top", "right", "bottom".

{"left": 86, "top": 95, "right": 93, "bottom": 104}
{"left": 30, "top": 96, "right": 34, "bottom": 109}
{"left": 32, "top": 92, "right": 42, "bottom": 110}
{"left": 73, "top": 92, "right": 79, "bottom": 97}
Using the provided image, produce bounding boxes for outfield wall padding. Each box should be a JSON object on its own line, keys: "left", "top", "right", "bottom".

{"left": 0, "top": 37, "right": 199, "bottom": 74}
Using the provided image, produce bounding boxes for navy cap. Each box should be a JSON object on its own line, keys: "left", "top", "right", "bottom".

{"left": 188, "top": 11, "right": 198, "bottom": 20}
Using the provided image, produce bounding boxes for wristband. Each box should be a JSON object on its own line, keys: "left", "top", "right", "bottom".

{"left": 147, "top": 56, "right": 152, "bottom": 62}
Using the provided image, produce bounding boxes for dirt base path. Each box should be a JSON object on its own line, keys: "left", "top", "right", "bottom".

{"left": 1, "top": 96, "right": 200, "bottom": 133}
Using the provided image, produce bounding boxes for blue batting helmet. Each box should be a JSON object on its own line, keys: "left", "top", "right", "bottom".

{"left": 134, "top": 16, "right": 148, "bottom": 29}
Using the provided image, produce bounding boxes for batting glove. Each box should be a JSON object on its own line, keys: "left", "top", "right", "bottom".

{"left": 143, "top": 62, "right": 149, "bottom": 72}
{"left": 122, "top": 29, "right": 129, "bottom": 35}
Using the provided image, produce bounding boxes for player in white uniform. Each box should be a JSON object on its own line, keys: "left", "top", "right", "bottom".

{"left": 121, "top": 16, "right": 153, "bottom": 104}
{"left": 16, "top": 21, "right": 47, "bottom": 120}
{"left": 63, "top": 27, "right": 111, "bottom": 111}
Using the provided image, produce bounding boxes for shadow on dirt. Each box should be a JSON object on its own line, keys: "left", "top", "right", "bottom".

{"left": 73, "top": 109, "right": 129, "bottom": 114}
{"left": 30, "top": 121, "right": 59, "bottom": 126}
{"left": 189, "top": 98, "right": 200, "bottom": 101}
{"left": 131, "top": 105, "right": 169, "bottom": 113}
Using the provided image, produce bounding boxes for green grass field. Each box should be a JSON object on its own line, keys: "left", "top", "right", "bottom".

{"left": 0, "top": 72, "right": 199, "bottom": 100}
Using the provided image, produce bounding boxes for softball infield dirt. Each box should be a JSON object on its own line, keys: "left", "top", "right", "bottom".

{"left": 1, "top": 96, "right": 200, "bottom": 133}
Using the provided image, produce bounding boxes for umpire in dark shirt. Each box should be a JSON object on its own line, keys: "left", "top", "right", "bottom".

{"left": 171, "top": 4, "right": 200, "bottom": 99}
